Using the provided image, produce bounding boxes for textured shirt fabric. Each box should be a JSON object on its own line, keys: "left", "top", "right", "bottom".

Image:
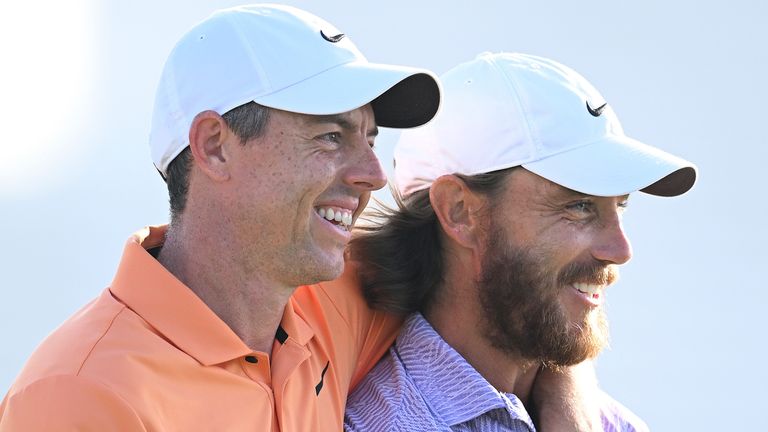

{"left": 345, "top": 313, "right": 649, "bottom": 432}
{"left": 0, "top": 225, "right": 400, "bottom": 431}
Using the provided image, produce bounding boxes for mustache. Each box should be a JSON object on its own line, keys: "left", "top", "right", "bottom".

{"left": 557, "top": 261, "right": 619, "bottom": 287}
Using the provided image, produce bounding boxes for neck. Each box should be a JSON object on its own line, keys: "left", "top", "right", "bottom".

{"left": 424, "top": 307, "right": 538, "bottom": 403}
{"left": 424, "top": 254, "right": 538, "bottom": 403}
{"left": 158, "top": 220, "right": 294, "bottom": 355}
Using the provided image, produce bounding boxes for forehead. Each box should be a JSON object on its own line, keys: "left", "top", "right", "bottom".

{"left": 272, "top": 104, "right": 377, "bottom": 131}
{"left": 500, "top": 168, "right": 572, "bottom": 198}
{"left": 501, "top": 168, "right": 628, "bottom": 202}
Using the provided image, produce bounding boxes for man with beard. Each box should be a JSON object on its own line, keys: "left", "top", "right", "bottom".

{"left": 344, "top": 52, "right": 697, "bottom": 431}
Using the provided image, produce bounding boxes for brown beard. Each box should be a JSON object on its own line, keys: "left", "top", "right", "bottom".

{"left": 478, "top": 222, "right": 614, "bottom": 367}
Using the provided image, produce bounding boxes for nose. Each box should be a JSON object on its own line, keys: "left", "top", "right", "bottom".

{"left": 591, "top": 213, "right": 633, "bottom": 265}
{"left": 343, "top": 143, "right": 387, "bottom": 192}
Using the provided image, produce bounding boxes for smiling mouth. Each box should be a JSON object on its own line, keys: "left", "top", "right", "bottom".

{"left": 572, "top": 282, "right": 605, "bottom": 305}
{"left": 315, "top": 207, "right": 353, "bottom": 230}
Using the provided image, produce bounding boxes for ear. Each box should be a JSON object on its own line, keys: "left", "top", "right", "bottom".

{"left": 429, "top": 175, "right": 487, "bottom": 251}
{"left": 187, "top": 110, "right": 234, "bottom": 182}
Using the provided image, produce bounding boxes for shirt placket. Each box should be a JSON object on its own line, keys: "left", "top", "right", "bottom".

{"left": 239, "top": 352, "right": 272, "bottom": 385}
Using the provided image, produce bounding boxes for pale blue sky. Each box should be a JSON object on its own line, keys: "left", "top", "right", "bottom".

{"left": 2, "top": 1, "right": 765, "bottom": 430}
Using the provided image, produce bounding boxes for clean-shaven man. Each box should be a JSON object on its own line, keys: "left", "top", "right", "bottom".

{"left": 0, "top": 5, "right": 440, "bottom": 430}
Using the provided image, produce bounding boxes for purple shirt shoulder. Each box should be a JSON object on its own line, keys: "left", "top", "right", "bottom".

{"left": 345, "top": 313, "right": 649, "bottom": 432}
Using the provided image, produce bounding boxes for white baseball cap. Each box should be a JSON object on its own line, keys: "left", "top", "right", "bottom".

{"left": 395, "top": 52, "right": 697, "bottom": 197}
{"left": 150, "top": 4, "right": 441, "bottom": 177}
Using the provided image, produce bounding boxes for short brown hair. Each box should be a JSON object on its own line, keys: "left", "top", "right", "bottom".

{"left": 165, "top": 102, "right": 271, "bottom": 222}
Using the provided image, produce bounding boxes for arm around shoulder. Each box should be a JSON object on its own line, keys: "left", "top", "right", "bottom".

{"left": 315, "top": 261, "right": 403, "bottom": 389}
{"left": 531, "top": 361, "right": 603, "bottom": 432}
{"left": 1, "top": 375, "right": 146, "bottom": 431}
{"left": 531, "top": 361, "right": 649, "bottom": 432}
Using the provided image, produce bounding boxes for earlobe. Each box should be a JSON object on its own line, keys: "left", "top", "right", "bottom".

{"left": 188, "top": 111, "right": 232, "bottom": 182}
{"left": 430, "top": 175, "right": 485, "bottom": 250}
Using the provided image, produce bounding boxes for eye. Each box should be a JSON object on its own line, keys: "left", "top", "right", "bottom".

{"left": 566, "top": 200, "right": 595, "bottom": 214}
{"left": 617, "top": 199, "right": 629, "bottom": 214}
{"left": 317, "top": 131, "right": 342, "bottom": 144}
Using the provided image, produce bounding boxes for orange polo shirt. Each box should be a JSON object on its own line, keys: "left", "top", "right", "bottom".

{"left": 0, "top": 226, "right": 400, "bottom": 431}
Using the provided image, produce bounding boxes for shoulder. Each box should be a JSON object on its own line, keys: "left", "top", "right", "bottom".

{"left": 345, "top": 348, "right": 438, "bottom": 432}
{"left": 297, "top": 261, "right": 366, "bottom": 313}
{"left": 291, "top": 261, "right": 370, "bottom": 347}
{"left": 1, "top": 374, "right": 145, "bottom": 430}
{"left": 293, "top": 260, "right": 394, "bottom": 340}
{"left": 293, "top": 261, "right": 403, "bottom": 390}
{"left": 344, "top": 349, "right": 403, "bottom": 432}
{"left": 3, "top": 290, "right": 159, "bottom": 430}
{"left": 599, "top": 391, "right": 650, "bottom": 432}
{"left": 9, "top": 289, "right": 129, "bottom": 389}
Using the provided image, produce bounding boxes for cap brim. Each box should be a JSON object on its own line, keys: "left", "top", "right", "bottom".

{"left": 522, "top": 135, "right": 697, "bottom": 197}
{"left": 252, "top": 61, "right": 440, "bottom": 128}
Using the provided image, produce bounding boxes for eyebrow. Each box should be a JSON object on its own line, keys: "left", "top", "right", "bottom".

{"left": 546, "top": 181, "right": 589, "bottom": 199}
{"left": 305, "top": 114, "right": 379, "bottom": 138}
{"left": 549, "top": 182, "right": 629, "bottom": 202}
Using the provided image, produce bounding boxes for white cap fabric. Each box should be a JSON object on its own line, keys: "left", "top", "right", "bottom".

{"left": 395, "top": 52, "right": 697, "bottom": 197}
{"left": 150, "top": 4, "right": 440, "bottom": 177}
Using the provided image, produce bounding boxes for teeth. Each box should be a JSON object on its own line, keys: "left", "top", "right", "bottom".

{"left": 315, "top": 207, "right": 354, "bottom": 227}
{"left": 574, "top": 283, "right": 601, "bottom": 296}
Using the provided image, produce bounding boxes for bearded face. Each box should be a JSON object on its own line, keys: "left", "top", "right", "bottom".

{"left": 478, "top": 219, "right": 616, "bottom": 367}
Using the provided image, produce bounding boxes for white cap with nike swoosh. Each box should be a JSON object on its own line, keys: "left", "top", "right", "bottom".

{"left": 394, "top": 52, "right": 697, "bottom": 197}
{"left": 150, "top": 3, "right": 441, "bottom": 178}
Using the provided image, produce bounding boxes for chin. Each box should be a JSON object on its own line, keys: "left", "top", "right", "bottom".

{"left": 571, "top": 310, "right": 610, "bottom": 360}
{"left": 318, "top": 264, "right": 345, "bottom": 283}
{"left": 304, "top": 257, "right": 346, "bottom": 285}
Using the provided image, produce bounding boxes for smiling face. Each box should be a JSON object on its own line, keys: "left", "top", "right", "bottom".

{"left": 224, "top": 104, "right": 386, "bottom": 287}
{"left": 477, "top": 168, "right": 632, "bottom": 366}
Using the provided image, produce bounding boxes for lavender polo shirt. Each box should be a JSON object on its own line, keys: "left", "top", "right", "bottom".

{"left": 345, "top": 313, "right": 649, "bottom": 432}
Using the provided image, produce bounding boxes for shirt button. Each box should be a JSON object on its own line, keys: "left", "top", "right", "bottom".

{"left": 245, "top": 355, "right": 258, "bottom": 364}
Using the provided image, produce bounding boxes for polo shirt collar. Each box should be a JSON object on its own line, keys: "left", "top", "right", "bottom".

{"left": 110, "top": 225, "right": 253, "bottom": 366}
{"left": 281, "top": 297, "right": 315, "bottom": 346}
{"left": 395, "top": 313, "right": 535, "bottom": 429}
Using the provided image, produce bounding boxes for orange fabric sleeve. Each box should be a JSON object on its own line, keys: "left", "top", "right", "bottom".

{"left": 315, "top": 262, "right": 404, "bottom": 391}
{"left": 0, "top": 375, "right": 146, "bottom": 431}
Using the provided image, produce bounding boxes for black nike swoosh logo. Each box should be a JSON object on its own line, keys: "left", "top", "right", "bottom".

{"left": 586, "top": 101, "right": 608, "bottom": 117}
{"left": 320, "top": 30, "right": 345, "bottom": 43}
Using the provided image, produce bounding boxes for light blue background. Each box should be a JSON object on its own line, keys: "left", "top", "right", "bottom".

{"left": 2, "top": 1, "right": 765, "bottom": 430}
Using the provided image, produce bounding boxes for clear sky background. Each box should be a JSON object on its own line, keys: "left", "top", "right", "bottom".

{"left": 1, "top": 1, "right": 765, "bottom": 430}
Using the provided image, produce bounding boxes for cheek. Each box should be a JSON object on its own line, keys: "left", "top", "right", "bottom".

{"left": 540, "top": 224, "right": 592, "bottom": 259}
{"left": 254, "top": 151, "right": 333, "bottom": 190}
{"left": 240, "top": 147, "right": 344, "bottom": 215}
